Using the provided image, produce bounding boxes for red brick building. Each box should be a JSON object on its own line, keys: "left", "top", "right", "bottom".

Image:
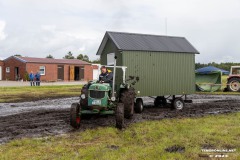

{"left": 2, "top": 56, "right": 96, "bottom": 81}
{"left": 0, "top": 60, "right": 4, "bottom": 80}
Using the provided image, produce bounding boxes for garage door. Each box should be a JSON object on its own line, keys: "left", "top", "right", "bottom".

{"left": 0, "top": 66, "right": 2, "bottom": 80}
{"left": 93, "top": 69, "right": 99, "bottom": 80}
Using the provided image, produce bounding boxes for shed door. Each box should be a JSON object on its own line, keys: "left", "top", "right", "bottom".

{"left": 93, "top": 69, "right": 99, "bottom": 80}
{"left": 69, "top": 65, "right": 74, "bottom": 81}
{"left": 58, "top": 65, "right": 64, "bottom": 80}
{"left": 79, "top": 66, "right": 84, "bottom": 80}
{"left": 0, "top": 66, "right": 2, "bottom": 80}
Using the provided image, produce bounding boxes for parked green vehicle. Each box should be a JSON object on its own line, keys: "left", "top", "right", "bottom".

{"left": 70, "top": 56, "right": 142, "bottom": 129}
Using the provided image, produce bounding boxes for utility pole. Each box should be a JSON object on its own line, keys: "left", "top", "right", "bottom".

{"left": 165, "top": 17, "right": 168, "bottom": 35}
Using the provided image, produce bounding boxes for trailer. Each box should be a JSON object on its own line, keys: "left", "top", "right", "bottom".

{"left": 97, "top": 31, "right": 200, "bottom": 111}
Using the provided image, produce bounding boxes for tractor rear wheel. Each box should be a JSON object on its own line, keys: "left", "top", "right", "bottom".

{"left": 121, "top": 87, "right": 135, "bottom": 119}
{"left": 134, "top": 98, "right": 143, "bottom": 113}
{"left": 70, "top": 103, "right": 81, "bottom": 129}
{"left": 227, "top": 78, "right": 240, "bottom": 92}
{"left": 172, "top": 98, "right": 185, "bottom": 110}
{"left": 115, "top": 103, "right": 124, "bottom": 129}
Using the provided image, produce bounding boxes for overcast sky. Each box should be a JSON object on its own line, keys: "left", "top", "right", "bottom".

{"left": 0, "top": 0, "right": 240, "bottom": 63}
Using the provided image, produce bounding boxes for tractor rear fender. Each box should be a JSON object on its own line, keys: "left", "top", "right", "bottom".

{"left": 227, "top": 75, "right": 240, "bottom": 81}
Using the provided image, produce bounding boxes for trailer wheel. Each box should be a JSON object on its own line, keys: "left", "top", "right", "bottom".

{"left": 172, "top": 98, "right": 185, "bottom": 110}
{"left": 121, "top": 88, "right": 135, "bottom": 119}
{"left": 134, "top": 98, "right": 143, "bottom": 113}
{"left": 70, "top": 103, "right": 81, "bottom": 129}
{"left": 154, "top": 96, "right": 167, "bottom": 107}
{"left": 227, "top": 78, "right": 240, "bottom": 92}
{"left": 115, "top": 103, "right": 124, "bottom": 129}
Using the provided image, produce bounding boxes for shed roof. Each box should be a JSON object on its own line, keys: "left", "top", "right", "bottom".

{"left": 97, "top": 31, "right": 199, "bottom": 55}
{"left": 5, "top": 56, "right": 90, "bottom": 65}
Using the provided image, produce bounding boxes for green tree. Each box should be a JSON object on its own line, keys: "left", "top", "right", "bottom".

{"left": 14, "top": 54, "right": 22, "bottom": 57}
{"left": 46, "top": 54, "right": 54, "bottom": 58}
{"left": 77, "top": 54, "right": 84, "bottom": 60}
{"left": 91, "top": 58, "right": 100, "bottom": 63}
{"left": 83, "top": 55, "right": 89, "bottom": 62}
{"left": 63, "top": 51, "right": 74, "bottom": 59}
{"left": 195, "top": 62, "right": 240, "bottom": 71}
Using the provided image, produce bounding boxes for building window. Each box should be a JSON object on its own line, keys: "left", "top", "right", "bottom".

{"left": 6, "top": 67, "right": 10, "bottom": 73}
{"left": 39, "top": 66, "right": 45, "bottom": 75}
{"left": 107, "top": 53, "right": 115, "bottom": 65}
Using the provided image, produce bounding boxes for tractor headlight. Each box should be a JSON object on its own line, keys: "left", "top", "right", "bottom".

{"left": 81, "top": 94, "right": 86, "bottom": 99}
{"left": 111, "top": 97, "right": 116, "bottom": 101}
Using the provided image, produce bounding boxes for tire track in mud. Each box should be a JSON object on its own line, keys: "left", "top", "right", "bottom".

{"left": 0, "top": 95, "right": 240, "bottom": 144}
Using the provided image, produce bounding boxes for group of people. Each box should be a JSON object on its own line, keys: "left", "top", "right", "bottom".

{"left": 29, "top": 71, "right": 41, "bottom": 86}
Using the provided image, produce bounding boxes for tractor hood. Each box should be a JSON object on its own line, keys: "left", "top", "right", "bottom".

{"left": 88, "top": 83, "right": 111, "bottom": 91}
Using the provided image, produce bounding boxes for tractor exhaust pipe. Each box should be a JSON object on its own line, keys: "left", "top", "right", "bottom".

{"left": 111, "top": 55, "right": 117, "bottom": 101}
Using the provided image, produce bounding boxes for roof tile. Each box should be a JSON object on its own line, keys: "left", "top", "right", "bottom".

{"left": 97, "top": 31, "right": 199, "bottom": 55}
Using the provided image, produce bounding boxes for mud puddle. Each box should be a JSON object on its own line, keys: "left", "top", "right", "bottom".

{"left": 0, "top": 94, "right": 240, "bottom": 144}
{"left": 0, "top": 97, "right": 79, "bottom": 117}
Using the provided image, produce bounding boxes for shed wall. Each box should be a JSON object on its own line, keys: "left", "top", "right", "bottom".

{"left": 100, "top": 39, "right": 122, "bottom": 66}
{"left": 100, "top": 39, "right": 123, "bottom": 88}
{"left": 122, "top": 51, "right": 195, "bottom": 96}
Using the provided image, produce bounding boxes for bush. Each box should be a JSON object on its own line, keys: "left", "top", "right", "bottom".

{"left": 24, "top": 72, "right": 30, "bottom": 81}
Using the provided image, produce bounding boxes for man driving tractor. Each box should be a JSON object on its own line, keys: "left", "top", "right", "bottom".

{"left": 99, "top": 66, "right": 113, "bottom": 85}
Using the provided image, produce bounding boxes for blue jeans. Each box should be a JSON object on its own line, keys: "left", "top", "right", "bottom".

{"left": 36, "top": 78, "right": 40, "bottom": 86}
{"left": 30, "top": 79, "right": 35, "bottom": 86}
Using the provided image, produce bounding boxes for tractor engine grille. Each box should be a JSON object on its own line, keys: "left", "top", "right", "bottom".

{"left": 90, "top": 90, "right": 105, "bottom": 99}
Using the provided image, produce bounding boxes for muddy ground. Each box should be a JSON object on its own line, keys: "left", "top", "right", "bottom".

{"left": 0, "top": 94, "right": 240, "bottom": 144}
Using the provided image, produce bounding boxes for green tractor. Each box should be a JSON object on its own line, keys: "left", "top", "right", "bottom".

{"left": 70, "top": 56, "right": 141, "bottom": 129}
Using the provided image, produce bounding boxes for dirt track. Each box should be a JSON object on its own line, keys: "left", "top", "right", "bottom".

{"left": 0, "top": 94, "right": 240, "bottom": 144}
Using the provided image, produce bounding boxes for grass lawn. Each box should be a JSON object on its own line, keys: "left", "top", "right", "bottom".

{"left": 0, "top": 85, "right": 82, "bottom": 103}
{"left": 0, "top": 113, "right": 239, "bottom": 160}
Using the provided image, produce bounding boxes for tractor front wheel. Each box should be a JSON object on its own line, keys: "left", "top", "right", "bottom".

{"left": 121, "top": 88, "right": 135, "bottom": 119}
{"left": 227, "top": 78, "right": 240, "bottom": 92}
{"left": 70, "top": 103, "right": 81, "bottom": 129}
{"left": 115, "top": 103, "right": 124, "bottom": 129}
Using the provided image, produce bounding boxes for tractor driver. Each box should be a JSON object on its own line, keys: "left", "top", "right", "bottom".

{"left": 99, "top": 66, "right": 113, "bottom": 85}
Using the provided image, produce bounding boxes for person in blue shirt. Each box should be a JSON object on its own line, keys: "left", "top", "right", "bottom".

{"left": 29, "top": 71, "right": 35, "bottom": 86}
{"left": 35, "top": 71, "right": 41, "bottom": 86}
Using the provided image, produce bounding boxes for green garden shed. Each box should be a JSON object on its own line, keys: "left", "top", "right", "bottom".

{"left": 97, "top": 31, "right": 199, "bottom": 97}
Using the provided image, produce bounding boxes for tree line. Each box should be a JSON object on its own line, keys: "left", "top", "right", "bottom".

{"left": 195, "top": 62, "right": 240, "bottom": 71}
{"left": 14, "top": 54, "right": 240, "bottom": 69}
{"left": 47, "top": 51, "right": 100, "bottom": 63}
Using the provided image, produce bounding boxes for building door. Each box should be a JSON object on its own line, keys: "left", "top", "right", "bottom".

{"left": 93, "top": 69, "right": 99, "bottom": 80}
{"left": 15, "top": 67, "right": 19, "bottom": 81}
{"left": 79, "top": 66, "right": 84, "bottom": 80}
{"left": 0, "top": 66, "right": 2, "bottom": 80}
{"left": 74, "top": 67, "right": 80, "bottom": 80}
{"left": 58, "top": 65, "right": 64, "bottom": 80}
{"left": 69, "top": 66, "right": 74, "bottom": 81}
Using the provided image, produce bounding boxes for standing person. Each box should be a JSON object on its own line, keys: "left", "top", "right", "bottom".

{"left": 35, "top": 71, "right": 41, "bottom": 86}
{"left": 29, "top": 71, "right": 35, "bottom": 86}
